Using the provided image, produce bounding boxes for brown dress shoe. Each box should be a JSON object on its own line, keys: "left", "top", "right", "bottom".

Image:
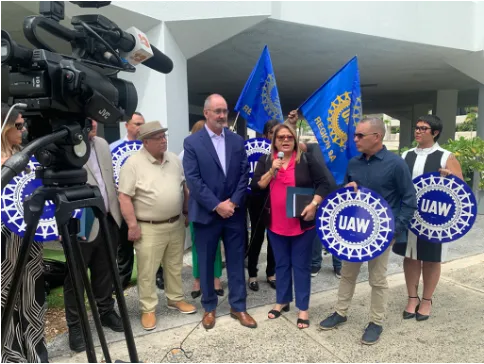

{"left": 141, "top": 312, "right": 156, "bottom": 331}
{"left": 202, "top": 310, "right": 216, "bottom": 330}
{"left": 230, "top": 309, "right": 257, "bottom": 328}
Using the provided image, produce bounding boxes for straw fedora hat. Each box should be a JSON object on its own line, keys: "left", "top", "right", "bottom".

{"left": 138, "top": 121, "right": 168, "bottom": 140}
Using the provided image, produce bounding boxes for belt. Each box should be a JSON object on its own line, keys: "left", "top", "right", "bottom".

{"left": 137, "top": 215, "right": 180, "bottom": 225}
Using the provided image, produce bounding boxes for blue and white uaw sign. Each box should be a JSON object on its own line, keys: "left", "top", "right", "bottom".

{"left": 111, "top": 140, "right": 143, "bottom": 187}
{"left": 316, "top": 187, "right": 395, "bottom": 262}
{"left": 1, "top": 157, "right": 83, "bottom": 242}
{"left": 244, "top": 138, "right": 271, "bottom": 192}
{"left": 410, "top": 172, "right": 477, "bottom": 243}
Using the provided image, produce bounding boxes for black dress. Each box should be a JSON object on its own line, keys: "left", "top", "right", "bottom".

{"left": 392, "top": 143, "right": 452, "bottom": 263}
{"left": 1, "top": 225, "right": 48, "bottom": 363}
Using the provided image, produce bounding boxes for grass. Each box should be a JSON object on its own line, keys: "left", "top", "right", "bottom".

{"left": 43, "top": 249, "right": 138, "bottom": 309}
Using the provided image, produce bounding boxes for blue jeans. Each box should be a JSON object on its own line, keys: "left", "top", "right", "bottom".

{"left": 312, "top": 235, "right": 342, "bottom": 270}
{"left": 268, "top": 228, "right": 315, "bottom": 311}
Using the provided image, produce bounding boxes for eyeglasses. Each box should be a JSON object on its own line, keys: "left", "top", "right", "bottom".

{"left": 415, "top": 126, "right": 431, "bottom": 132}
{"left": 354, "top": 132, "right": 378, "bottom": 139}
{"left": 208, "top": 109, "right": 229, "bottom": 115}
{"left": 276, "top": 135, "right": 295, "bottom": 142}
{"left": 14, "top": 123, "right": 25, "bottom": 131}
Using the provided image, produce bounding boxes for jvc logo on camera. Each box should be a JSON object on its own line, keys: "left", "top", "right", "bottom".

{"left": 98, "top": 109, "right": 111, "bottom": 120}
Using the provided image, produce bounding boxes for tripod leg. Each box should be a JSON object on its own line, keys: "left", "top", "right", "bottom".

{"left": 68, "top": 220, "right": 112, "bottom": 363}
{"left": 96, "top": 213, "right": 139, "bottom": 363}
{"left": 1, "top": 214, "right": 40, "bottom": 349}
{"left": 60, "top": 225, "right": 98, "bottom": 363}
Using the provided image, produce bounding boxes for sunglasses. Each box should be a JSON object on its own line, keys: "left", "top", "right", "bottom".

{"left": 14, "top": 123, "right": 25, "bottom": 131}
{"left": 354, "top": 132, "right": 378, "bottom": 139}
{"left": 276, "top": 135, "right": 295, "bottom": 142}
{"left": 415, "top": 126, "right": 431, "bottom": 132}
{"left": 132, "top": 122, "right": 144, "bottom": 127}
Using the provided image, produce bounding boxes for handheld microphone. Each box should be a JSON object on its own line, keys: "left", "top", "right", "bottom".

{"left": 273, "top": 151, "right": 284, "bottom": 178}
{"left": 116, "top": 27, "right": 174, "bottom": 74}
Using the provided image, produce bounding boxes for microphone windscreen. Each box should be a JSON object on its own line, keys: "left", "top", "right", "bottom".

{"left": 142, "top": 45, "right": 174, "bottom": 74}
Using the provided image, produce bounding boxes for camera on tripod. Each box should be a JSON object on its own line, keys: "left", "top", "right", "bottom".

{"left": 1, "top": 3, "right": 171, "bottom": 361}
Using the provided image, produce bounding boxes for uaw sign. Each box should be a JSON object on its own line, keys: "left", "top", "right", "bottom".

{"left": 244, "top": 138, "right": 271, "bottom": 193}
{"left": 410, "top": 172, "right": 477, "bottom": 243}
{"left": 1, "top": 157, "right": 83, "bottom": 242}
{"left": 111, "top": 141, "right": 143, "bottom": 187}
{"left": 316, "top": 187, "right": 395, "bottom": 262}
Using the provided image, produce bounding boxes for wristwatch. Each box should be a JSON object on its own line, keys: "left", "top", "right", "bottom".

{"left": 311, "top": 200, "right": 319, "bottom": 207}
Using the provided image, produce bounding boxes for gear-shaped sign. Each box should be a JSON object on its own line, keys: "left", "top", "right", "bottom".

{"left": 1, "top": 157, "right": 83, "bottom": 242}
{"left": 244, "top": 138, "right": 271, "bottom": 193}
{"left": 111, "top": 141, "right": 143, "bottom": 187}
{"left": 410, "top": 172, "right": 477, "bottom": 243}
{"left": 316, "top": 187, "right": 395, "bottom": 262}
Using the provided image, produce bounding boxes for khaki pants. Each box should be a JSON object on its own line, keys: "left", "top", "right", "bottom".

{"left": 335, "top": 246, "right": 391, "bottom": 325}
{"left": 134, "top": 219, "right": 185, "bottom": 313}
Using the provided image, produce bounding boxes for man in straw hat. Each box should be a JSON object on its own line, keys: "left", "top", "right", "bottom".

{"left": 118, "top": 121, "right": 196, "bottom": 331}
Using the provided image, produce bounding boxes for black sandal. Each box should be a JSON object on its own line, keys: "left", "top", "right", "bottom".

{"left": 297, "top": 318, "right": 310, "bottom": 329}
{"left": 268, "top": 304, "right": 290, "bottom": 319}
{"left": 416, "top": 298, "right": 432, "bottom": 321}
{"left": 403, "top": 296, "right": 420, "bottom": 319}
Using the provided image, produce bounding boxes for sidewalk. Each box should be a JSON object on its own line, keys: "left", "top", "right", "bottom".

{"left": 51, "top": 216, "right": 484, "bottom": 363}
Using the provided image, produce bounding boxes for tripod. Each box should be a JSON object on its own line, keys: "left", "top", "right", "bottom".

{"left": 1, "top": 167, "right": 139, "bottom": 363}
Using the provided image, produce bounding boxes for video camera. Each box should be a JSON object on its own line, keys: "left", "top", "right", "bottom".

{"left": 1, "top": 0, "right": 172, "bottom": 174}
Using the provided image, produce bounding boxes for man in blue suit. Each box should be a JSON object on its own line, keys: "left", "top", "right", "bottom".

{"left": 183, "top": 94, "right": 257, "bottom": 330}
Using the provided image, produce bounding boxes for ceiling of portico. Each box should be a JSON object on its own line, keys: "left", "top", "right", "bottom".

{"left": 186, "top": 19, "right": 480, "bottom": 114}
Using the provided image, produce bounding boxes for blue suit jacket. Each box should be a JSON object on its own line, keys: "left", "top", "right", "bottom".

{"left": 183, "top": 127, "right": 249, "bottom": 225}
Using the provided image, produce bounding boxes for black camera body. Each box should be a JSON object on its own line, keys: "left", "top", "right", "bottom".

{"left": 2, "top": 2, "right": 139, "bottom": 130}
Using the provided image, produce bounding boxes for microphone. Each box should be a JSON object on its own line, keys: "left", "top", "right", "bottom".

{"left": 116, "top": 27, "right": 174, "bottom": 74}
{"left": 274, "top": 151, "right": 284, "bottom": 178}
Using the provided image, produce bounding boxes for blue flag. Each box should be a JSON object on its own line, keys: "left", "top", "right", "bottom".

{"left": 235, "top": 45, "right": 283, "bottom": 133}
{"left": 299, "top": 56, "right": 362, "bottom": 185}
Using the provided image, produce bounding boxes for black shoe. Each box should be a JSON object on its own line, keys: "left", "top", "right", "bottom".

{"left": 215, "top": 289, "right": 224, "bottom": 297}
{"left": 334, "top": 267, "right": 341, "bottom": 279}
{"left": 361, "top": 322, "right": 383, "bottom": 345}
{"left": 266, "top": 278, "right": 276, "bottom": 290}
{"left": 101, "top": 310, "right": 124, "bottom": 332}
{"left": 248, "top": 281, "right": 259, "bottom": 291}
{"left": 319, "top": 312, "right": 347, "bottom": 330}
{"left": 68, "top": 324, "right": 86, "bottom": 353}
{"left": 416, "top": 298, "right": 432, "bottom": 321}
{"left": 403, "top": 296, "right": 420, "bottom": 320}
{"left": 311, "top": 267, "right": 321, "bottom": 277}
{"left": 191, "top": 290, "right": 201, "bottom": 299}
{"left": 156, "top": 276, "right": 165, "bottom": 290}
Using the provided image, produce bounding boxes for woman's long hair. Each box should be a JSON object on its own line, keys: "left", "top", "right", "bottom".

{"left": 1, "top": 103, "right": 22, "bottom": 159}
{"left": 270, "top": 124, "right": 302, "bottom": 163}
{"left": 191, "top": 120, "right": 206, "bottom": 134}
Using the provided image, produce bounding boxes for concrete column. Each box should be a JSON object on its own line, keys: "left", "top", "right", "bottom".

{"left": 435, "top": 90, "right": 458, "bottom": 144}
{"left": 399, "top": 117, "right": 413, "bottom": 150}
{"left": 476, "top": 85, "right": 484, "bottom": 214}
{"left": 119, "top": 23, "right": 189, "bottom": 155}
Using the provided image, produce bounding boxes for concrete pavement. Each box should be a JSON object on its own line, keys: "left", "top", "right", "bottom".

{"left": 51, "top": 216, "right": 484, "bottom": 363}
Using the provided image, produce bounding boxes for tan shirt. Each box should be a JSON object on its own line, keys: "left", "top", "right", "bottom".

{"left": 118, "top": 148, "right": 185, "bottom": 221}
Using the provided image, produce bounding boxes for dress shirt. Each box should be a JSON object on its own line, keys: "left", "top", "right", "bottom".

{"left": 345, "top": 146, "right": 417, "bottom": 237}
{"left": 204, "top": 124, "right": 226, "bottom": 176}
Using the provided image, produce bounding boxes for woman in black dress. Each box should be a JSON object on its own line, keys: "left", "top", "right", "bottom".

{"left": 393, "top": 115, "right": 463, "bottom": 321}
{"left": 1, "top": 103, "right": 48, "bottom": 362}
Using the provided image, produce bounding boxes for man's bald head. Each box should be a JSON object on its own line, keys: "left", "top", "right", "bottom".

{"left": 203, "top": 94, "right": 228, "bottom": 135}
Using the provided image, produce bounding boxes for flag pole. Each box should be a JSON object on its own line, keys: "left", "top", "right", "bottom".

{"left": 230, "top": 112, "right": 240, "bottom": 133}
